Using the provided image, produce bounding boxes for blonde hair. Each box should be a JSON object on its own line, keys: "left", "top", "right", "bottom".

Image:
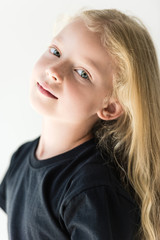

{"left": 54, "top": 8, "right": 160, "bottom": 239}
{"left": 69, "top": 9, "right": 160, "bottom": 240}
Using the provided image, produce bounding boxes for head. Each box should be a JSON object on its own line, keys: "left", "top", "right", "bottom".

{"left": 29, "top": 15, "right": 123, "bottom": 132}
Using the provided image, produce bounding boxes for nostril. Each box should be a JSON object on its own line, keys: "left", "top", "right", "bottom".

{"left": 52, "top": 75, "right": 57, "bottom": 81}
{"left": 46, "top": 69, "right": 62, "bottom": 83}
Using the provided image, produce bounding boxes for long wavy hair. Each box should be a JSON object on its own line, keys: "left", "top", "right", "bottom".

{"left": 54, "top": 8, "right": 160, "bottom": 239}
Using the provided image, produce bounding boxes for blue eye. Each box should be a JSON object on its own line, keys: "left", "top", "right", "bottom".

{"left": 76, "top": 69, "right": 90, "bottom": 80}
{"left": 50, "top": 47, "right": 61, "bottom": 58}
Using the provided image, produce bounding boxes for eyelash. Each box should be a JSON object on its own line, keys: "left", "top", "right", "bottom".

{"left": 49, "top": 46, "right": 91, "bottom": 81}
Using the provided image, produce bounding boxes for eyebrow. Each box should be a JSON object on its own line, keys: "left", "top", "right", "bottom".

{"left": 51, "top": 37, "right": 63, "bottom": 46}
{"left": 81, "top": 57, "right": 102, "bottom": 75}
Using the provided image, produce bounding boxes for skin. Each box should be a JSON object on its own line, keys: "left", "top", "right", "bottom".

{"left": 29, "top": 18, "right": 123, "bottom": 160}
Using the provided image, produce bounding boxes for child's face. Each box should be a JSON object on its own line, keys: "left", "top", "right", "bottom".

{"left": 29, "top": 18, "right": 115, "bottom": 127}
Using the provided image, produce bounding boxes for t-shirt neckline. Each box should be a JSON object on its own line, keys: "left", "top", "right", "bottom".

{"left": 29, "top": 136, "right": 95, "bottom": 168}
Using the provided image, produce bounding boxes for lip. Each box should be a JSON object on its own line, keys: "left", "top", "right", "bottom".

{"left": 37, "top": 82, "right": 58, "bottom": 99}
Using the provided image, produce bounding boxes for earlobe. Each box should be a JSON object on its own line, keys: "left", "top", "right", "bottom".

{"left": 97, "top": 101, "right": 123, "bottom": 121}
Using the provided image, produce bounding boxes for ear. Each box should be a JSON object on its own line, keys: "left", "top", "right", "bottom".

{"left": 97, "top": 99, "right": 123, "bottom": 121}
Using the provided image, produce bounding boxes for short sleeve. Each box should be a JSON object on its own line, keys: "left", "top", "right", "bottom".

{"left": 0, "top": 148, "right": 21, "bottom": 212}
{"left": 62, "top": 186, "right": 139, "bottom": 240}
{"left": 0, "top": 168, "right": 9, "bottom": 212}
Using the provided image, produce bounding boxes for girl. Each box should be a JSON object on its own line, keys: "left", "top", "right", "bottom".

{"left": 0, "top": 8, "right": 160, "bottom": 240}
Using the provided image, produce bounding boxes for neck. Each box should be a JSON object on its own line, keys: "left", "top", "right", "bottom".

{"left": 35, "top": 117, "right": 94, "bottom": 160}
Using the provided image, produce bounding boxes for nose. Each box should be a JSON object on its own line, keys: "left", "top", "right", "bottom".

{"left": 45, "top": 67, "right": 63, "bottom": 84}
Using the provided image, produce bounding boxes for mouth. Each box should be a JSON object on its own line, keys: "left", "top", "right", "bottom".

{"left": 37, "top": 82, "right": 58, "bottom": 99}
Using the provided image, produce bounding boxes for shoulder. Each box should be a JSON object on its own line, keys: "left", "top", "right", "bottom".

{"left": 61, "top": 149, "right": 137, "bottom": 209}
{"left": 11, "top": 136, "right": 39, "bottom": 160}
{"left": 7, "top": 136, "right": 39, "bottom": 174}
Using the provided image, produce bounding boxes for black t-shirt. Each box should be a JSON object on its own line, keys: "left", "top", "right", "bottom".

{"left": 0, "top": 136, "right": 140, "bottom": 239}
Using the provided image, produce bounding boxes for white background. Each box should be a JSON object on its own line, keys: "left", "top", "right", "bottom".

{"left": 0, "top": 0, "right": 159, "bottom": 239}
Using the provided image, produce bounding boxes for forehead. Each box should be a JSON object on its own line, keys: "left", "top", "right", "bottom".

{"left": 52, "top": 19, "right": 114, "bottom": 86}
{"left": 55, "top": 19, "right": 105, "bottom": 56}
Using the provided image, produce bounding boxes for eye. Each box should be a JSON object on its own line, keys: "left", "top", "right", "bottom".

{"left": 49, "top": 46, "right": 61, "bottom": 58}
{"left": 76, "top": 69, "right": 90, "bottom": 81}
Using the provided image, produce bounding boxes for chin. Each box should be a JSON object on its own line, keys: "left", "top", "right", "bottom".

{"left": 29, "top": 95, "right": 56, "bottom": 120}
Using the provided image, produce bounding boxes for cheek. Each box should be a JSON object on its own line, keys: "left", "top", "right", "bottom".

{"left": 29, "top": 59, "right": 47, "bottom": 93}
{"left": 63, "top": 85, "right": 99, "bottom": 118}
{"left": 32, "top": 61, "right": 43, "bottom": 78}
